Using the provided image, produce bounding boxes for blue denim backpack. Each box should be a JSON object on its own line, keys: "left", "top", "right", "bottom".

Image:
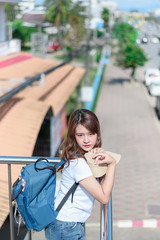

{"left": 12, "top": 158, "right": 79, "bottom": 232}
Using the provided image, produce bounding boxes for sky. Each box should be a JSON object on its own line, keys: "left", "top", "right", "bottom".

{"left": 35, "top": 0, "right": 160, "bottom": 13}
{"left": 110, "top": 0, "right": 160, "bottom": 13}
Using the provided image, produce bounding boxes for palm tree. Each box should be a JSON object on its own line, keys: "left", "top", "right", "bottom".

{"left": 66, "top": 1, "right": 86, "bottom": 51}
{"left": 101, "top": 8, "right": 110, "bottom": 28}
{"left": 44, "top": 0, "right": 72, "bottom": 46}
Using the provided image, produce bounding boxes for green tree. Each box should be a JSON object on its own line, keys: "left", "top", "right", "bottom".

{"left": 101, "top": 8, "right": 110, "bottom": 28}
{"left": 112, "top": 21, "right": 148, "bottom": 83}
{"left": 44, "top": 0, "right": 72, "bottom": 46}
{"left": 113, "top": 22, "right": 138, "bottom": 45}
{"left": 12, "top": 20, "right": 38, "bottom": 48}
{"left": 115, "top": 42, "right": 148, "bottom": 82}
{"left": 4, "top": 3, "right": 21, "bottom": 22}
{"left": 66, "top": 1, "right": 86, "bottom": 51}
{"left": 12, "top": 20, "right": 25, "bottom": 46}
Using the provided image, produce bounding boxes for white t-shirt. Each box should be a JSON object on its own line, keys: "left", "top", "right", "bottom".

{"left": 55, "top": 157, "right": 95, "bottom": 223}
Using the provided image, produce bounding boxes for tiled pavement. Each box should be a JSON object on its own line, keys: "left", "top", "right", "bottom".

{"left": 95, "top": 61, "right": 160, "bottom": 223}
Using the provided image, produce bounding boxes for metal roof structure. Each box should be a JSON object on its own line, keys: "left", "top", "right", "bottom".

{"left": 0, "top": 51, "right": 85, "bottom": 227}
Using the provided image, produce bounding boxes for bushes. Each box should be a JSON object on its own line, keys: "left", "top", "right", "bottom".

{"left": 96, "top": 51, "right": 101, "bottom": 63}
{"left": 12, "top": 20, "right": 38, "bottom": 48}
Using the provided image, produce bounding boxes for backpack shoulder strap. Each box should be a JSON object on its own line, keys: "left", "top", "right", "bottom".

{"left": 55, "top": 159, "right": 66, "bottom": 170}
{"left": 56, "top": 182, "right": 79, "bottom": 212}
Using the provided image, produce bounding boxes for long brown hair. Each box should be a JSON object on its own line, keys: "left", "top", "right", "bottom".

{"left": 59, "top": 109, "right": 102, "bottom": 167}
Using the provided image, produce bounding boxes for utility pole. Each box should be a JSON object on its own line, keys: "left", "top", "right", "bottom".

{"left": 84, "top": 0, "right": 91, "bottom": 86}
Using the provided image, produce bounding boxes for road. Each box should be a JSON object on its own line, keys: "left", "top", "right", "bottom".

{"left": 140, "top": 22, "right": 160, "bottom": 69}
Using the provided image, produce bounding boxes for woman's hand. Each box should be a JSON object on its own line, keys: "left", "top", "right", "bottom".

{"left": 80, "top": 148, "right": 116, "bottom": 204}
{"left": 92, "top": 151, "right": 116, "bottom": 166}
{"left": 91, "top": 147, "right": 105, "bottom": 154}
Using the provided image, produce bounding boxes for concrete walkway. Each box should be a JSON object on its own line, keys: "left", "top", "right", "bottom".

{"left": 96, "top": 60, "right": 160, "bottom": 221}
{"left": 94, "top": 60, "right": 160, "bottom": 239}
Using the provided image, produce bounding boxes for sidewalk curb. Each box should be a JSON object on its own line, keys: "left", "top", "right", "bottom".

{"left": 113, "top": 219, "right": 160, "bottom": 228}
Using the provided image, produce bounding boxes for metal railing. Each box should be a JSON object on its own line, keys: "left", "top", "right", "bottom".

{"left": 0, "top": 156, "right": 112, "bottom": 240}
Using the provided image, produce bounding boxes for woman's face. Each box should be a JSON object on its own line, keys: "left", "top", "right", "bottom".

{"left": 75, "top": 124, "right": 97, "bottom": 152}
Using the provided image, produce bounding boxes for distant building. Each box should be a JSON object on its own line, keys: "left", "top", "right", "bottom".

{"left": 100, "top": 0, "right": 117, "bottom": 12}
{"left": 0, "top": 0, "right": 21, "bottom": 42}
{"left": 155, "top": 8, "right": 160, "bottom": 17}
{"left": 22, "top": 7, "right": 45, "bottom": 26}
{"left": 90, "top": 0, "right": 118, "bottom": 29}
{"left": 18, "top": 0, "right": 34, "bottom": 13}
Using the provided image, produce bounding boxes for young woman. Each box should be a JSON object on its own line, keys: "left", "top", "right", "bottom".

{"left": 45, "top": 109, "right": 117, "bottom": 240}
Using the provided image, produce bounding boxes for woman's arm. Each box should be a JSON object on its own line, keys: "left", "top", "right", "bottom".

{"left": 79, "top": 152, "right": 116, "bottom": 204}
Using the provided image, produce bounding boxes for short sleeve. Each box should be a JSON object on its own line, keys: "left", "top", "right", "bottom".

{"left": 70, "top": 158, "right": 93, "bottom": 182}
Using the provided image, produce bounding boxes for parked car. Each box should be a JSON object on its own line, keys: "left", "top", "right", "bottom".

{"left": 156, "top": 96, "right": 160, "bottom": 119}
{"left": 144, "top": 68, "right": 160, "bottom": 86}
{"left": 148, "top": 82, "right": 160, "bottom": 96}
{"left": 141, "top": 36, "right": 148, "bottom": 44}
{"left": 45, "top": 41, "right": 61, "bottom": 53}
{"left": 151, "top": 37, "right": 159, "bottom": 44}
